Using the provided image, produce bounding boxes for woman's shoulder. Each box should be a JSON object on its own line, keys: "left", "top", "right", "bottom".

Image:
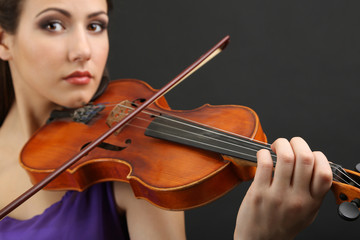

{"left": 113, "top": 181, "right": 134, "bottom": 212}
{"left": 112, "top": 181, "right": 186, "bottom": 240}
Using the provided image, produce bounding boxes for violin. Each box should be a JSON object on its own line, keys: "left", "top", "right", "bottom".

{"left": 20, "top": 78, "right": 265, "bottom": 210}
{"left": 1, "top": 36, "right": 360, "bottom": 221}
{"left": 20, "top": 78, "right": 360, "bottom": 216}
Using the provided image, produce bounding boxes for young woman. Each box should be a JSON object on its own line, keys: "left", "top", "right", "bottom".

{"left": 0, "top": 0, "right": 333, "bottom": 239}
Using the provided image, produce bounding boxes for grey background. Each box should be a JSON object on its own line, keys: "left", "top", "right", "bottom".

{"left": 107, "top": 0, "right": 360, "bottom": 239}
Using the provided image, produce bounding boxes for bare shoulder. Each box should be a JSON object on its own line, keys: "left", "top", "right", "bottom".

{"left": 113, "top": 182, "right": 186, "bottom": 240}
{"left": 112, "top": 181, "right": 135, "bottom": 212}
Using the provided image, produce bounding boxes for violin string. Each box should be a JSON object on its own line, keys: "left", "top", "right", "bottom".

{"left": 330, "top": 163, "right": 349, "bottom": 184}
{"left": 157, "top": 114, "right": 273, "bottom": 151}
{"left": 130, "top": 117, "right": 359, "bottom": 187}
{"left": 100, "top": 102, "right": 274, "bottom": 151}
{"left": 124, "top": 121, "right": 268, "bottom": 164}
{"left": 98, "top": 103, "right": 360, "bottom": 188}
{"left": 98, "top": 101, "right": 273, "bottom": 150}
{"left": 329, "top": 162, "right": 360, "bottom": 187}
{"left": 330, "top": 162, "right": 360, "bottom": 188}
{"left": 332, "top": 172, "right": 355, "bottom": 186}
{"left": 331, "top": 172, "right": 352, "bottom": 186}
{"left": 124, "top": 120, "right": 359, "bottom": 186}
{"left": 105, "top": 104, "right": 274, "bottom": 153}
{"left": 100, "top": 103, "right": 276, "bottom": 161}
{"left": 137, "top": 115, "right": 275, "bottom": 159}
{"left": 144, "top": 116, "right": 277, "bottom": 158}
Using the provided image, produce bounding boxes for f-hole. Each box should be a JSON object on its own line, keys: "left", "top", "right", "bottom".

{"left": 81, "top": 139, "right": 132, "bottom": 153}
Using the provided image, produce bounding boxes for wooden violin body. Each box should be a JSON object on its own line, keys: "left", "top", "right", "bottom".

{"left": 20, "top": 79, "right": 360, "bottom": 213}
{"left": 21, "top": 79, "right": 267, "bottom": 210}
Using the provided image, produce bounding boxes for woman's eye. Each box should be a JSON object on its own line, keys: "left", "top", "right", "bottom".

{"left": 45, "top": 21, "right": 64, "bottom": 32}
{"left": 87, "top": 22, "right": 107, "bottom": 33}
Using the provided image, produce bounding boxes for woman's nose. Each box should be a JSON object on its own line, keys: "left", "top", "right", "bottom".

{"left": 68, "top": 28, "right": 91, "bottom": 62}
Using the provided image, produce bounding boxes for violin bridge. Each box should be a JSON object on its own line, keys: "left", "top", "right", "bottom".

{"left": 106, "top": 100, "right": 133, "bottom": 135}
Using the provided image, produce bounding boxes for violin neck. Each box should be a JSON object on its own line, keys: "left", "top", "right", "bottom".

{"left": 144, "top": 113, "right": 360, "bottom": 199}
{"left": 145, "top": 114, "right": 277, "bottom": 167}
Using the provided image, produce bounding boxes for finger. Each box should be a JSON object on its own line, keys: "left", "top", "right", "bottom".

{"left": 272, "top": 138, "right": 295, "bottom": 189}
{"left": 290, "top": 137, "right": 315, "bottom": 192}
{"left": 310, "top": 151, "right": 333, "bottom": 199}
{"left": 253, "top": 149, "right": 274, "bottom": 188}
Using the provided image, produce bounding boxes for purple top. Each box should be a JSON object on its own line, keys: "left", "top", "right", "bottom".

{"left": 0, "top": 182, "right": 129, "bottom": 240}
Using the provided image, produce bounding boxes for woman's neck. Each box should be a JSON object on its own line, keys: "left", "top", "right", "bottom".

{"left": 15, "top": 99, "right": 58, "bottom": 139}
{"left": 1, "top": 99, "right": 57, "bottom": 145}
{"left": 9, "top": 79, "right": 60, "bottom": 139}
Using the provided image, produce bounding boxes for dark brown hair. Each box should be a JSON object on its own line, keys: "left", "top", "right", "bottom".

{"left": 0, "top": 0, "right": 21, "bottom": 126}
{"left": 0, "top": 0, "right": 113, "bottom": 126}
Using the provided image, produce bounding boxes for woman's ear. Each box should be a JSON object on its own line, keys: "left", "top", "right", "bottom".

{"left": 0, "top": 27, "right": 12, "bottom": 61}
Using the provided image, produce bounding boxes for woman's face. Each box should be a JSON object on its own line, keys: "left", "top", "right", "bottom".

{"left": 4, "top": 0, "right": 109, "bottom": 108}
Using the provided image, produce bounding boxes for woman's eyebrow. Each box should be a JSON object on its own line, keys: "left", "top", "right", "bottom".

{"left": 36, "top": 8, "right": 71, "bottom": 18}
{"left": 88, "top": 11, "right": 108, "bottom": 18}
{"left": 36, "top": 8, "right": 107, "bottom": 19}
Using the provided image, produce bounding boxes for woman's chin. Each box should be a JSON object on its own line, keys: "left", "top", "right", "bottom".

{"left": 61, "top": 96, "right": 93, "bottom": 109}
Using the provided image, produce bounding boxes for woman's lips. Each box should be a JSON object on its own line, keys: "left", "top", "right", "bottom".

{"left": 63, "top": 71, "right": 92, "bottom": 85}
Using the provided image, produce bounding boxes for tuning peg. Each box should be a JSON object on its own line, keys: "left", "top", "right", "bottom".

{"left": 355, "top": 163, "right": 360, "bottom": 173}
{"left": 338, "top": 199, "right": 360, "bottom": 221}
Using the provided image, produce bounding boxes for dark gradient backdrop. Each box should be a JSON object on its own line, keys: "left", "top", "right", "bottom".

{"left": 107, "top": 0, "right": 360, "bottom": 239}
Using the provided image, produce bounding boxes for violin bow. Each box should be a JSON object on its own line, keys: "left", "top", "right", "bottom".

{"left": 0, "top": 35, "right": 230, "bottom": 219}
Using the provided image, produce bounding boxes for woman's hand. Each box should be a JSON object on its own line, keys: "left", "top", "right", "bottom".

{"left": 234, "top": 137, "right": 333, "bottom": 240}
